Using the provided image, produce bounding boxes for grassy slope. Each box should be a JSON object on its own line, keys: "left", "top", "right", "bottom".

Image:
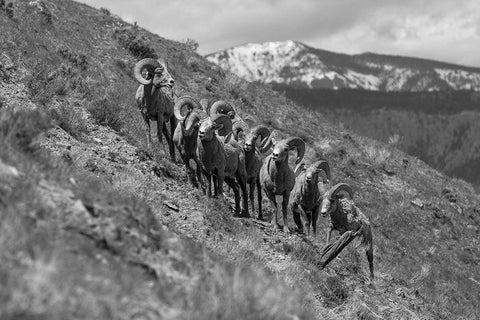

{"left": 1, "top": 1, "right": 479, "bottom": 319}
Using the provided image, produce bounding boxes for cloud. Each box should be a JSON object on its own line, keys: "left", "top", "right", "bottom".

{"left": 81, "top": 0, "right": 480, "bottom": 67}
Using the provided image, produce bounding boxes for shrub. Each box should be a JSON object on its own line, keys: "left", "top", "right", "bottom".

{"left": 88, "top": 98, "right": 123, "bottom": 131}
{"left": 100, "top": 7, "right": 110, "bottom": 15}
{"left": 49, "top": 105, "right": 88, "bottom": 139}
{"left": 57, "top": 46, "right": 88, "bottom": 71}
{"left": 5, "top": 2, "right": 14, "bottom": 19}
{"left": 183, "top": 264, "right": 314, "bottom": 320}
{"left": 0, "top": 108, "right": 52, "bottom": 153}
{"left": 184, "top": 38, "right": 199, "bottom": 52}
{"left": 318, "top": 276, "right": 349, "bottom": 308}
{"left": 87, "top": 88, "right": 126, "bottom": 132}
{"left": 224, "top": 73, "right": 248, "bottom": 99}
{"left": 113, "top": 26, "right": 157, "bottom": 60}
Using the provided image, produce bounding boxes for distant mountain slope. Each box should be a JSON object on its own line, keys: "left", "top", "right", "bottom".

{"left": 206, "top": 40, "right": 480, "bottom": 91}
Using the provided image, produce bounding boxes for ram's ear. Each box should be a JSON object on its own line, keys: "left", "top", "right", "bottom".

{"left": 271, "top": 137, "right": 276, "bottom": 146}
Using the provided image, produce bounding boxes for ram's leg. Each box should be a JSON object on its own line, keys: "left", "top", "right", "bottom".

{"left": 237, "top": 173, "right": 250, "bottom": 218}
{"left": 266, "top": 191, "right": 280, "bottom": 232}
{"left": 169, "top": 116, "right": 177, "bottom": 161}
{"left": 213, "top": 175, "right": 219, "bottom": 198}
{"left": 364, "top": 229, "right": 375, "bottom": 280}
{"left": 291, "top": 203, "right": 303, "bottom": 234}
{"left": 249, "top": 180, "right": 255, "bottom": 214}
{"left": 256, "top": 178, "right": 263, "bottom": 220}
{"left": 303, "top": 210, "right": 312, "bottom": 238}
{"left": 203, "top": 171, "right": 212, "bottom": 198}
{"left": 366, "top": 244, "right": 374, "bottom": 280}
{"left": 161, "top": 121, "right": 175, "bottom": 162}
{"left": 312, "top": 207, "right": 320, "bottom": 238}
{"left": 184, "top": 158, "right": 198, "bottom": 188}
{"left": 282, "top": 191, "right": 290, "bottom": 233}
{"left": 142, "top": 113, "right": 152, "bottom": 149}
{"left": 216, "top": 171, "right": 224, "bottom": 200}
{"left": 326, "top": 222, "right": 334, "bottom": 244}
{"left": 225, "top": 176, "right": 241, "bottom": 217}
{"left": 194, "top": 157, "right": 204, "bottom": 190}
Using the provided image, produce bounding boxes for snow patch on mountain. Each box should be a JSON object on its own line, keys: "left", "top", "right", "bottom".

{"left": 207, "top": 41, "right": 480, "bottom": 91}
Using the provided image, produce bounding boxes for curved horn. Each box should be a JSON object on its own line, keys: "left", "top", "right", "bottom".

{"left": 294, "top": 162, "right": 306, "bottom": 177}
{"left": 212, "top": 114, "right": 232, "bottom": 137}
{"left": 259, "top": 131, "right": 276, "bottom": 154}
{"left": 285, "top": 137, "right": 305, "bottom": 164}
{"left": 232, "top": 122, "right": 245, "bottom": 140}
{"left": 184, "top": 111, "right": 203, "bottom": 132}
{"left": 174, "top": 96, "right": 201, "bottom": 121}
{"left": 209, "top": 100, "right": 235, "bottom": 118}
{"left": 311, "top": 160, "right": 331, "bottom": 180}
{"left": 325, "top": 183, "right": 353, "bottom": 200}
{"left": 134, "top": 58, "right": 161, "bottom": 85}
{"left": 251, "top": 125, "right": 271, "bottom": 145}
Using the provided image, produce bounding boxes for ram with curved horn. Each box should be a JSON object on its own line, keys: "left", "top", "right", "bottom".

{"left": 319, "top": 183, "right": 374, "bottom": 279}
{"left": 209, "top": 100, "right": 249, "bottom": 141}
{"left": 173, "top": 96, "right": 207, "bottom": 188}
{"left": 290, "top": 159, "right": 331, "bottom": 238}
{"left": 196, "top": 114, "right": 249, "bottom": 217}
{"left": 242, "top": 125, "right": 273, "bottom": 220}
{"left": 134, "top": 58, "right": 177, "bottom": 160}
{"left": 259, "top": 136, "right": 305, "bottom": 232}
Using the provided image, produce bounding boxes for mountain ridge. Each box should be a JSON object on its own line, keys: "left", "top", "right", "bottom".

{"left": 206, "top": 40, "right": 480, "bottom": 91}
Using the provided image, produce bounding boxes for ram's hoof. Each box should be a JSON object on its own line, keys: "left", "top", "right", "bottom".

{"left": 241, "top": 210, "right": 250, "bottom": 218}
{"left": 272, "top": 223, "right": 282, "bottom": 232}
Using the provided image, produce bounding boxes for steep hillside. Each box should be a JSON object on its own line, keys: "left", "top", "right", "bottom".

{"left": 206, "top": 40, "right": 480, "bottom": 91}
{"left": 1, "top": 1, "right": 480, "bottom": 319}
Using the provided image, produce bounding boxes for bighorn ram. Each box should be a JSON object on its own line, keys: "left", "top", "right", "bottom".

{"left": 173, "top": 96, "right": 207, "bottom": 187}
{"left": 134, "top": 58, "right": 176, "bottom": 160}
{"left": 260, "top": 136, "right": 305, "bottom": 232}
{"left": 196, "top": 109, "right": 249, "bottom": 217}
{"left": 290, "top": 160, "right": 331, "bottom": 237}
{"left": 242, "top": 125, "right": 272, "bottom": 220}
{"left": 319, "top": 183, "right": 374, "bottom": 279}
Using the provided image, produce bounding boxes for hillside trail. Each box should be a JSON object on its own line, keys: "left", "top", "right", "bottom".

{"left": 40, "top": 110, "right": 428, "bottom": 318}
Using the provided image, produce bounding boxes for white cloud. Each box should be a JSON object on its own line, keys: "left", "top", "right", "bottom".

{"left": 81, "top": 0, "right": 480, "bottom": 67}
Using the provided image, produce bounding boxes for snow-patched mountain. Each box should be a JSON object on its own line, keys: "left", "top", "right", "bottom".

{"left": 206, "top": 40, "right": 480, "bottom": 91}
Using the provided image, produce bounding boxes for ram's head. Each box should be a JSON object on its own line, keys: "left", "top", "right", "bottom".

{"left": 320, "top": 183, "right": 353, "bottom": 217}
{"left": 244, "top": 125, "right": 270, "bottom": 152}
{"left": 134, "top": 58, "right": 174, "bottom": 89}
{"left": 269, "top": 137, "right": 305, "bottom": 164}
{"left": 174, "top": 96, "right": 207, "bottom": 136}
{"left": 301, "top": 160, "right": 331, "bottom": 186}
{"left": 198, "top": 114, "right": 232, "bottom": 142}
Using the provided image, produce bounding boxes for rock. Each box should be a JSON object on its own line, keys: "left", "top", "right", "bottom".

{"left": 442, "top": 188, "right": 458, "bottom": 203}
{"left": 395, "top": 287, "right": 406, "bottom": 298}
{"left": 163, "top": 200, "right": 179, "bottom": 212}
{"left": 0, "top": 160, "right": 20, "bottom": 179}
{"left": 411, "top": 198, "right": 424, "bottom": 209}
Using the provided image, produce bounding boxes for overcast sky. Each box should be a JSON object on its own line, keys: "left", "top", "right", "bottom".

{"left": 82, "top": 0, "right": 480, "bottom": 67}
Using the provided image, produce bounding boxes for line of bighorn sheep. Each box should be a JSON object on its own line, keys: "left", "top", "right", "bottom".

{"left": 134, "top": 58, "right": 374, "bottom": 279}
